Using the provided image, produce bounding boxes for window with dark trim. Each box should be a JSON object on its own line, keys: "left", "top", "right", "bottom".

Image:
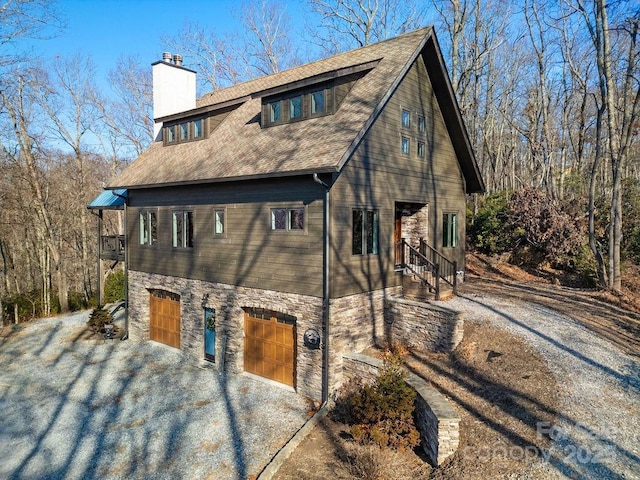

{"left": 402, "top": 109, "right": 411, "bottom": 128}
{"left": 139, "top": 211, "right": 157, "bottom": 246}
{"left": 269, "top": 101, "right": 281, "bottom": 123}
{"left": 352, "top": 209, "right": 378, "bottom": 255}
{"left": 443, "top": 212, "right": 458, "bottom": 248}
{"left": 173, "top": 210, "right": 194, "bottom": 248}
{"left": 401, "top": 136, "right": 410, "bottom": 154}
{"left": 214, "top": 209, "right": 225, "bottom": 235}
{"left": 271, "top": 207, "right": 305, "bottom": 231}
{"left": 417, "top": 141, "right": 425, "bottom": 158}
{"left": 418, "top": 115, "right": 426, "bottom": 133}
{"left": 289, "top": 96, "right": 302, "bottom": 120}
{"left": 164, "top": 117, "right": 207, "bottom": 145}
{"left": 311, "top": 90, "right": 325, "bottom": 114}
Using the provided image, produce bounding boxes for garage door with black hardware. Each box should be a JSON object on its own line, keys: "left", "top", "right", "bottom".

{"left": 149, "top": 290, "right": 181, "bottom": 349}
{"left": 244, "top": 308, "right": 296, "bottom": 387}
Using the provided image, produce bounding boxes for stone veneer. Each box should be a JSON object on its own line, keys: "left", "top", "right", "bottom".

{"left": 342, "top": 352, "right": 460, "bottom": 466}
{"left": 384, "top": 295, "right": 463, "bottom": 352}
{"left": 328, "top": 287, "right": 402, "bottom": 390}
{"left": 128, "top": 270, "right": 324, "bottom": 400}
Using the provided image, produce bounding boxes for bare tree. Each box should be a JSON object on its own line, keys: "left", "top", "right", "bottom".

{"left": 306, "top": 0, "right": 423, "bottom": 53}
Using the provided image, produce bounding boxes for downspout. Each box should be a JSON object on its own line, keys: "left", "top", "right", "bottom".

{"left": 313, "top": 173, "right": 330, "bottom": 404}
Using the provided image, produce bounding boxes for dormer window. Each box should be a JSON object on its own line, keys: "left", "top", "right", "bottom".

{"left": 164, "top": 116, "right": 207, "bottom": 145}
{"left": 289, "top": 96, "right": 302, "bottom": 120}
{"left": 262, "top": 86, "right": 334, "bottom": 128}
{"left": 311, "top": 90, "right": 325, "bottom": 115}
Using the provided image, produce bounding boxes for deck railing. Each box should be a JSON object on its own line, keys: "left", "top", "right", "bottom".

{"left": 100, "top": 235, "right": 125, "bottom": 260}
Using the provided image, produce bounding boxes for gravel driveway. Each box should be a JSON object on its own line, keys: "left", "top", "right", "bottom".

{"left": 443, "top": 291, "right": 640, "bottom": 480}
{"left": 0, "top": 308, "right": 310, "bottom": 480}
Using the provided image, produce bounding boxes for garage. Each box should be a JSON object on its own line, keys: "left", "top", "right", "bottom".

{"left": 244, "top": 308, "right": 296, "bottom": 387}
{"left": 149, "top": 290, "right": 181, "bottom": 348}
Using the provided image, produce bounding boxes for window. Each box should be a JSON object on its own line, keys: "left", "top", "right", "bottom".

{"left": 214, "top": 209, "right": 225, "bottom": 235}
{"left": 289, "top": 96, "right": 302, "bottom": 120}
{"left": 270, "top": 101, "right": 281, "bottom": 123}
{"left": 418, "top": 115, "right": 426, "bottom": 133}
{"left": 139, "top": 211, "right": 157, "bottom": 246}
{"left": 167, "top": 125, "right": 176, "bottom": 143}
{"left": 173, "top": 211, "right": 194, "bottom": 248}
{"left": 401, "top": 136, "right": 410, "bottom": 154}
{"left": 443, "top": 213, "right": 458, "bottom": 248}
{"left": 352, "top": 209, "right": 378, "bottom": 255}
{"left": 164, "top": 117, "right": 206, "bottom": 145}
{"left": 311, "top": 90, "right": 324, "bottom": 114}
{"left": 402, "top": 109, "right": 411, "bottom": 128}
{"left": 271, "top": 207, "right": 305, "bottom": 231}
{"left": 417, "top": 141, "right": 425, "bottom": 158}
{"left": 193, "top": 119, "right": 203, "bottom": 139}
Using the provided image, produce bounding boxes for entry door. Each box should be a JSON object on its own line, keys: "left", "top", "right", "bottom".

{"left": 394, "top": 207, "right": 402, "bottom": 266}
{"left": 244, "top": 311, "right": 295, "bottom": 387}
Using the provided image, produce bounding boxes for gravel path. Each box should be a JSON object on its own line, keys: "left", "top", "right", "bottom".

{"left": 442, "top": 292, "right": 640, "bottom": 480}
{"left": 0, "top": 309, "right": 310, "bottom": 480}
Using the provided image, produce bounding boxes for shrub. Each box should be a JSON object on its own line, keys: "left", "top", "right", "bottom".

{"left": 67, "top": 291, "right": 86, "bottom": 312}
{"left": 468, "top": 192, "right": 512, "bottom": 255}
{"left": 104, "top": 270, "right": 125, "bottom": 303}
{"left": 87, "top": 306, "right": 113, "bottom": 333}
{"left": 335, "top": 352, "right": 420, "bottom": 451}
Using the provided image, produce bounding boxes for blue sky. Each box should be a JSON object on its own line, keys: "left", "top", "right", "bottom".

{"left": 25, "top": 0, "right": 308, "bottom": 91}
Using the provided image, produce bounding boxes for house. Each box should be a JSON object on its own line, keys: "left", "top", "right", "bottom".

{"left": 100, "top": 27, "right": 484, "bottom": 402}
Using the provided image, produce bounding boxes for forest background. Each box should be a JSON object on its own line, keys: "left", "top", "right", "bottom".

{"left": 1, "top": 0, "right": 638, "bottom": 322}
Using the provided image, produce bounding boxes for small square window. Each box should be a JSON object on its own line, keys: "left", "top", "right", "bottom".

{"left": 271, "top": 208, "right": 287, "bottom": 230}
{"left": 214, "top": 209, "right": 225, "bottom": 235}
{"left": 417, "top": 141, "right": 425, "bottom": 158}
{"left": 311, "top": 91, "right": 325, "bottom": 114}
{"left": 418, "top": 116, "right": 425, "bottom": 133}
{"left": 179, "top": 122, "right": 188, "bottom": 141}
{"left": 401, "top": 136, "right": 410, "bottom": 154}
{"left": 290, "top": 96, "right": 302, "bottom": 120}
{"left": 193, "top": 119, "right": 203, "bottom": 138}
{"left": 271, "top": 207, "right": 304, "bottom": 231}
{"left": 402, "top": 109, "right": 411, "bottom": 128}
{"left": 270, "top": 101, "right": 281, "bottom": 123}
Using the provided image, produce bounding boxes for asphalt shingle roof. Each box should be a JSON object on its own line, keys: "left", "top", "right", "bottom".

{"left": 109, "top": 28, "right": 436, "bottom": 189}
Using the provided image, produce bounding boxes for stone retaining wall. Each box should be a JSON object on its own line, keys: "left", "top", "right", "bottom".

{"left": 384, "top": 296, "right": 463, "bottom": 352}
{"left": 342, "top": 352, "right": 460, "bottom": 466}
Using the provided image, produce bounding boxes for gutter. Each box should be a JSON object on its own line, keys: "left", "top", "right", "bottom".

{"left": 312, "top": 173, "right": 330, "bottom": 404}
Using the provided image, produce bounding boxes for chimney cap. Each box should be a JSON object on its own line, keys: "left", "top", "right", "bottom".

{"left": 162, "top": 52, "right": 172, "bottom": 62}
{"left": 173, "top": 54, "right": 183, "bottom": 66}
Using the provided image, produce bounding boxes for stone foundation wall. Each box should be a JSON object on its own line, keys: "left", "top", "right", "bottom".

{"left": 128, "top": 270, "right": 324, "bottom": 400}
{"left": 384, "top": 296, "right": 463, "bottom": 352}
{"left": 329, "top": 287, "right": 401, "bottom": 390}
{"left": 342, "top": 353, "right": 460, "bottom": 466}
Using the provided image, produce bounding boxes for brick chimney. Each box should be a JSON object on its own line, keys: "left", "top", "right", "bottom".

{"left": 151, "top": 53, "right": 196, "bottom": 141}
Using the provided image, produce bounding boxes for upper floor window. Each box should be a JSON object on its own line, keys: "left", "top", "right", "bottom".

{"left": 402, "top": 109, "right": 411, "bottom": 128}
{"left": 418, "top": 115, "right": 426, "bottom": 133}
{"left": 289, "top": 96, "right": 302, "bottom": 120}
{"left": 417, "top": 141, "right": 425, "bottom": 158}
{"left": 352, "top": 209, "right": 378, "bottom": 255}
{"left": 139, "top": 211, "right": 157, "bottom": 246}
{"left": 214, "top": 209, "right": 225, "bottom": 235}
{"left": 271, "top": 207, "right": 305, "bottom": 231}
{"left": 270, "top": 101, "right": 281, "bottom": 123}
{"left": 311, "top": 90, "right": 324, "bottom": 114}
{"left": 401, "top": 136, "right": 410, "bottom": 154}
{"left": 443, "top": 212, "right": 458, "bottom": 248}
{"left": 173, "top": 211, "right": 194, "bottom": 248}
{"left": 164, "top": 117, "right": 206, "bottom": 145}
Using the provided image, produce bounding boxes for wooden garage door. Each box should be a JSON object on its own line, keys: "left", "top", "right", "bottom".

{"left": 244, "top": 309, "right": 295, "bottom": 387}
{"left": 149, "top": 290, "right": 181, "bottom": 348}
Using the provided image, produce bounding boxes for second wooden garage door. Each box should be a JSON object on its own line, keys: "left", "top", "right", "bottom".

{"left": 244, "top": 309, "right": 295, "bottom": 387}
{"left": 149, "top": 290, "right": 181, "bottom": 349}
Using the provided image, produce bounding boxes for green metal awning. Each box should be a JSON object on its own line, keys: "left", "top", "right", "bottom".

{"left": 87, "top": 189, "right": 127, "bottom": 210}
